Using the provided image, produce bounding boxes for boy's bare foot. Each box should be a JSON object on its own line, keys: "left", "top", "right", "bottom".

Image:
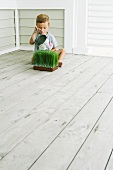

{"left": 58, "top": 61, "right": 63, "bottom": 67}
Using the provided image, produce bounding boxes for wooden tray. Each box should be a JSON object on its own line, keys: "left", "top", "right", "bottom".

{"left": 33, "top": 66, "right": 58, "bottom": 72}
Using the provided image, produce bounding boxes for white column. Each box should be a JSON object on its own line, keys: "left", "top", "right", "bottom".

{"left": 15, "top": 9, "right": 20, "bottom": 48}
{"left": 73, "top": 0, "right": 88, "bottom": 55}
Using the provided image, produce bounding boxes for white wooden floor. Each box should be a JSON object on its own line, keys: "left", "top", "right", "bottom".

{"left": 0, "top": 50, "right": 113, "bottom": 170}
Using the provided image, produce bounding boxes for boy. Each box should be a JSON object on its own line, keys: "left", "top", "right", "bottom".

{"left": 29, "top": 14, "right": 66, "bottom": 67}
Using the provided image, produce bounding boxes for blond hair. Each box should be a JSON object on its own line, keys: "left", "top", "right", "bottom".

{"left": 36, "top": 14, "right": 50, "bottom": 26}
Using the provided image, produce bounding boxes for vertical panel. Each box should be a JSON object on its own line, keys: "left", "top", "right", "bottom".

{"left": 0, "top": 10, "right": 16, "bottom": 51}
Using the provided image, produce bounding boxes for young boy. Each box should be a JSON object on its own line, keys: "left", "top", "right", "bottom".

{"left": 29, "top": 14, "right": 66, "bottom": 67}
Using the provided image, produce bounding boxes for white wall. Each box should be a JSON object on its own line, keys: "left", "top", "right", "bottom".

{"left": 0, "top": 0, "right": 17, "bottom": 9}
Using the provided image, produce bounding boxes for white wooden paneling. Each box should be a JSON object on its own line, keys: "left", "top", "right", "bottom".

{"left": 0, "top": 10, "right": 14, "bottom": 19}
{"left": 0, "top": 28, "right": 15, "bottom": 38}
{"left": 88, "top": 0, "right": 113, "bottom": 5}
{"left": 88, "top": 0, "right": 113, "bottom": 48}
{"left": 0, "top": 36, "right": 15, "bottom": 47}
{"left": 19, "top": 9, "right": 64, "bottom": 49}
{"left": 0, "top": 10, "right": 16, "bottom": 51}
{"left": 20, "top": 19, "right": 64, "bottom": 28}
{"left": 88, "top": 17, "right": 113, "bottom": 23}
{"left": 0, "top": 19, "right": 15, "bottom": 29}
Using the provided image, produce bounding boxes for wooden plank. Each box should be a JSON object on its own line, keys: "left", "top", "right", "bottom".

{"left": 0, "top": 57, "right": 112, "bottom": 153}
{"left": 0, "top": 10, "right": 14, "bottom": 20}
{"left": 88, "top": 39, "right": 113, "bottom": 46}
{"left": 89, "top": 5, "right": 113, "bottom": 11}
{"left": 2, "top": 51, "right": 111, "bottom": 170}
{"left": 54, "top": 57, "right": 111, "bottom": 93}
{"left": 0, "top": 58, "right": 32, "bottom": 81}
{"left": 20, "top": 19, "right": 64, "bottom": 29}
{"left": 98, "top": 60, "right": 113, "bottom": 76}
{"left": 0, "top": 19, "right": 15, "bottom": 29}
{"left": 0, "top": 54, "right": 30, "bottom": 69}
{"left": 0, "top": 54, "right": 87, "bottom": 101}
{"left": 0, "top": 10, "right": 15, "bottom": 51}
{"left": 0, "top": 28, "right": 15, "bottom": 38}
{"left": 88, "top": 34, "right": 113, "bottom": 40}
{"left": 88, "top": 28, "right": 113, "bottom": 35}
{"left": 0, "top": 69, "right": 109, "bottom": 157}
{"left": 0, "top": 52, "right": 90, "bottom": 89}
{"left": 89, "top": 0, "right": 113, "bottom": 5}
{"left": 68, "top": 98, "right": 113, "bottom": 170}
{"left": 19, "top": 27, "right": 64, "bottom": 37}
{"left": 88, "top": 10, "right": 113, "bottom": 17}
{"left": 0, "top": 50, "right": 25, "bottom": 59}
{"left": 0, "top": 57, "right": 101, "bottom": 114}
{"left": 0, "top": 57, "right": 31, "bottom": 74}
{"left": 0, "top": 52, "right": 79, "bottom": 91}
{"left": 88, "top": 16, "right": 113, "bottom": 23}
{"left": 19, "top": 9, "right": 64, "bottom": 20}
{"left": 0, "top": 93, "right": 112, "bottom": 170}
{"left": 106, "top": 149, "right": 113, "bottom": 170}
{"left": 0, "top": 55, "right": 93, "bottom": 115}
{"left": 0, "top": 50, "right": 29, "bottom": 61}
{"left": 99, "top": 75, "right": 113, "bottom": 94}
{"left": 88, "top": 22, "right": 113, "bottom": 29}
{"left": 0, "top": 36, "right": 15, "bottom": 48}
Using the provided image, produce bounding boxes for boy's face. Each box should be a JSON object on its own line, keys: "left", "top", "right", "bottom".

{"left": 36, "top": 21, "right": 49, "bottom": 35}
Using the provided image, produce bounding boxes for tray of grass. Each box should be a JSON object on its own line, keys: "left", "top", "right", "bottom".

{"left": 33, "top": 50, "right": 58, "bottom": 71}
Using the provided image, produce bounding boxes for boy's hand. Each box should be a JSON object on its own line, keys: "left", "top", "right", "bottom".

{"left": 34, "top": 26, "right": 42, "bottom": 34}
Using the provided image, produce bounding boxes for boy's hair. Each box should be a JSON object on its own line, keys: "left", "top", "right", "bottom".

{"left": 36, "top": 14, "right": 50, "bottom": 26}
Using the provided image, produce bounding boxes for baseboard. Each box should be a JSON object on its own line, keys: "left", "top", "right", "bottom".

{"left": 19, "top": 46, "right": 34, "bottom": 51}
{"left": 0, "top": 46, "right": 73, "bottom": 55}
{"left": 73, "top": 47, "right": 88, "bottom": 55}
{"left": 0, "top": 47, "right": 19, "bottom": 55}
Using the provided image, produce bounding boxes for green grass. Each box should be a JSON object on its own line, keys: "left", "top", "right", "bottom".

{"left": 33, "top": 50, "right": 58, "bottom": 68}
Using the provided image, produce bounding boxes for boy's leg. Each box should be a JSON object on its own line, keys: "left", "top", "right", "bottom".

{"left": 57, "top": 48, "right": 66, "bottom": 67}
{"left": 31, "top": 55, "right": 34, "bottom": 64}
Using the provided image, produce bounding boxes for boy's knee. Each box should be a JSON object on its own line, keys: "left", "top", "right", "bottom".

{"left": 62, "top": 48, "right": 66, "bottom": 54}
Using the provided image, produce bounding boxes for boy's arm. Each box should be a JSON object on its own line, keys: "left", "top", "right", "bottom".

{"left": 29, "top": 30, "right": 37, "bottom": 45}
{"left": 29, "top": 26, "right": 42, "bottom": 45}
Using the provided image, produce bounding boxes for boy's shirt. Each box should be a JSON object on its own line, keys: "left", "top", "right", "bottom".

{"left": 34, "top": 32, "right": 58, "bottom": 51}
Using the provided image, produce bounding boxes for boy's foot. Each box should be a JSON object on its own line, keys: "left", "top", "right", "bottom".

{"left": 58, "top": 61, "right": 63, "bottom": 67}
